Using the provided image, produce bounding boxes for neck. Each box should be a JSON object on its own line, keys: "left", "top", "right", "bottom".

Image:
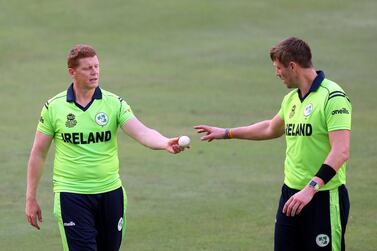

{"left": 297, "top": 68, "right": 317, "bottom": 97}
{"left": 73, "top": 83, "right": 96, "bottom": 107}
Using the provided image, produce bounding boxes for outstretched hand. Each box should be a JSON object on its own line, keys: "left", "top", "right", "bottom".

{"left": 165, "top": 137, "right": 187, "bottom": 154}
{"left": 194, "top": 125, "right": 225, "bottom": 142}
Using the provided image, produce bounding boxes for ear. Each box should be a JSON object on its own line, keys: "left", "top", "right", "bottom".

{"left": 68, "top": 68, "right": 75, "bottom": 78}
{"left": 288, "top": 61, "right": 295, "bottom": 70}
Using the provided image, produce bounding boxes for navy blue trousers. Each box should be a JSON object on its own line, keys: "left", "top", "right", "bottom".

{"left": 54, "top": 187, "right": 126, "bottom": 251}
{"left": 274, "top": 184, "right": 349, "bottom": 251}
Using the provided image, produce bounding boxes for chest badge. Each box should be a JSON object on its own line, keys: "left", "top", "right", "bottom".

{"left": 289, "top": 105, "right": 296, "bottom": 119}
{"left": 304, "top": 103, "right": 314, "bottom": 117}
{"left": 95, "top": 112, "right": 109, "bottom": 126}
{"left": 65, "top": 113, "right": 77, "bottom": 128}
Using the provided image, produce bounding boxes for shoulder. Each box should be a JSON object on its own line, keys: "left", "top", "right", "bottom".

{"left": 101, "top": 88, "right": 130, "bottom": 105}
{"left": 319, "top": 79, "right": 347, "bottom": 95}
{"left": 319, "top": 79, "right": 350, "bottom": 103}
{"left": 101, "top": 89, "right": 123, "bottom": 102}
{"left": 44, "top": 90, "right": 67, "bottom": 109}
{"left": 282, "top": 89, "right": 298, "bottom": 104}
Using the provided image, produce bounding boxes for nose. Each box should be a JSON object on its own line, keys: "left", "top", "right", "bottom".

{"left": 91, "top": 68, "right": 98, "bottom": 75}
{"left": 274, "top": 68, "right": 279, "bottom": 76}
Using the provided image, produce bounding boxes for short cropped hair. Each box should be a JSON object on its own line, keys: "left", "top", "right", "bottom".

{"left": 67, "top": 44, "right": 97, "bottom": 69}
{"left": 270, "top": 37, "right": 312, "bottom": 68}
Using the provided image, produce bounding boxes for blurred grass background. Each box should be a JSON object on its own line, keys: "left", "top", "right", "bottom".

{"left": 1, "top": 0, "right": 376, "bottom": 250}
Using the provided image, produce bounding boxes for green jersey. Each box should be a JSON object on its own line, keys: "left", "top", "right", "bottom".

{"left": 278, "top": 71, "right": 352, "bottom": 190}
{"left": 37, "top": 84, "right": 135, "bottom": 194}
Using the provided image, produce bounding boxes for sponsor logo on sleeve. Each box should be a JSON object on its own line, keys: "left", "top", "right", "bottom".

{"left": 331, "top": 108, "right": 349, "bottom": 115}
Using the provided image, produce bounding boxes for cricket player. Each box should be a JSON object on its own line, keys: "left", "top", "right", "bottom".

{"left": 25, "top": 44, "right": 185, "bottom": 251}
{"left": 195, "top": 37, "right": 351, "bottom": 251}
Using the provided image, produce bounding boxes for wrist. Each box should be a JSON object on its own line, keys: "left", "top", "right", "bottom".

{"left": 164, "top": 139, "right": 171, "bottom": 151}
{"left": 26, "top": 189, "right": 37, "bottom": 201}
{"left": 311, "top": 176, "right": 324, "bottom": 186}
{"left": 224, "top": 128, "right": 233, "bottom": 139}
{"left": 307, "top": 180, "right": 320, "bottom": 192}
{"left": 26, "top": 195, "right": 37, "bottom": 202}
{"left": 315, "top": 163, "right": 336, "bottom": 184}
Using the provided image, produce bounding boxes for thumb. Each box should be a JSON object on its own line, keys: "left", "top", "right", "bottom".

{"left": 169, "top": 137, "right": 179, "bottom": 144}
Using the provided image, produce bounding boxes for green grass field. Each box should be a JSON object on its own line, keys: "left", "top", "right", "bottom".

{"left": 1, "top": 0, "right": 376, "bottom": 250}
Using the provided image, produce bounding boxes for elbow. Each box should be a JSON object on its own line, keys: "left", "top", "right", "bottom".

{"left": 340, "top": 148, "right": 350, "bottom": 163}
{"left": 343, "top": 151, "right": 349, "bottom": 163}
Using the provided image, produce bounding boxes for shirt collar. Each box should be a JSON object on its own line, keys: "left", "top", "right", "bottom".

{"left": 297, "top": 71, "right": 325, "bottom": 101}
{"left": 66, "top": 83, "right": 102, "bottom": 102}
{"left": 309, "top": 70, "right": 325, "bottom": 92}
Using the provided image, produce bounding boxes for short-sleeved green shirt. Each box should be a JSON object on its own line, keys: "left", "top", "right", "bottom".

{"left": 278, "top": 71, "right": 352, "bottom": 190}
{"left": 37, "top": 84, "right": 135, "bottom": 194}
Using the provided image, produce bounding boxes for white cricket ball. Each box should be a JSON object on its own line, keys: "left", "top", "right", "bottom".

{"left": 178, "top": 136, "right": 190, "bottom": 147}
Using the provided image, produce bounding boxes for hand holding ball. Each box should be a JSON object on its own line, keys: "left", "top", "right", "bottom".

{"left": 178, "top": 136, "right": 190, "bottom": 148}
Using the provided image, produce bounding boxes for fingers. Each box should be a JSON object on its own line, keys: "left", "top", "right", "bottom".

{"left": 194, "top": 125, "right": 222, "bottom": 142}
{"left": 26, "top": 202, "right": 42, "bottom": 230}
{"left": 167, "top": 139, "right": 189, "bottom": 154}
{"left": 296, "top": 203, "right": 306, "bottom": 215}
{"left": 37, "top": 210, "right": 43, "bottom": 222}
{"left": 290, "top": 201, "right": 299, "bottom": 217}
{"left": 168, "top": 137, "right": 180, "bottom": 145}
{"left": 194, "top": 125, "right": 208, "bottom": 130}
{"left": 26, "top": 215, "right": 32, "bottom": 225}
{"left": 283, "top": 196, "right": 300, "bottom": 217}
{"left": 200, "top": 134, "right": 214, "bottom": 141}
{"left": 194, "top": 125, "right": 210, "bottom": 134}
{"left": 170, "top": 145, "right": 182, "bottom": 154}
{"left": 195, "top": 127, "right": 213, "bottom": 141}
{"left": 283, "top": 196, "right": 308, "bottom": 217}
{"left": 282, "top": 197, "right": 292, "bottom": 214}
{"left": 33, "top": 216, "right": 40, "bottom": 230}
{"left": 166, "top": 137, "right": 183, "bottom": 154}
{"left": 27, "top": 214, "right": 40, "bottom": 230}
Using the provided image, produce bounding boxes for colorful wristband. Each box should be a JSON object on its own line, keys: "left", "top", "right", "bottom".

{"left": 224, "top": 128, "right": 229, "bottom": 139}
{"left": 228, "top": 128, "right": 233, "bottom": 139}
{"left": 224, "top": 128, "right": 233, "bottom": 139}
{"left": 315, "top": 164, "right": 336, "bottom": 184}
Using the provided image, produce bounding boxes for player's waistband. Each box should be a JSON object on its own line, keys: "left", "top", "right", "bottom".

{"left": 282, "top": 183, "right": 347, "bottom": 193}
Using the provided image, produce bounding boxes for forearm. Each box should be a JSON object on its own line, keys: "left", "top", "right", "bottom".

{"left": 323, "top": 148, "right": 349, "bottom": 172}
{"left": 135, "top": 128, "right": 169, "bottom": 150}
{"left": 311, "top": 143, "right": 349, "bottom": 188}
{"left": 26, "top": 152, "right": 46, "bottom": 200}
{"left": 232, "top": 120, "right": 282, "bottom": 140}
